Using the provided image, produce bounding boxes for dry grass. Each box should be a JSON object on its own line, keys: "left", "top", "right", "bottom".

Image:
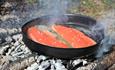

{"left": 17, "top": 0, "right": 115, "bottom": 18}
{"left": 70, "top": 0, "right": 115, "bottom": 18}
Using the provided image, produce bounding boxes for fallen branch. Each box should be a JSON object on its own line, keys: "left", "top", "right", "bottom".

{"left": 77, "top": 46, "right": 115, "bottom": 70}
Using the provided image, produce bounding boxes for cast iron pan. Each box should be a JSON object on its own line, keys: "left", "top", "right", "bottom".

{"left": 22, "top": 14, "right": 104, "bottom": 59}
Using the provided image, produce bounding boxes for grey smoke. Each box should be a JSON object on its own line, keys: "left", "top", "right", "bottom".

{"left": 94, "top": 10, "right": 115, "bottom": 58}
{"left": 39, "top": 0, "right": 72, "bottom": 24}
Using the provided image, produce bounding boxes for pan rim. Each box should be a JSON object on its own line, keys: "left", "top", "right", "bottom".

{"left": 22, "top": 14, "right": 102, "bottom": 59}
{"left": 22, "top": 14, "right": 98, "bottom": 49}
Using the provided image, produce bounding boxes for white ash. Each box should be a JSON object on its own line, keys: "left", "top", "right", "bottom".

{"left": 51, "top": 59, "right": 67, "bottom": 70}
{"left": 0, "top": 28, "right": 21, "bottom": 39}
{"left": 25, "top": 58, "right": 68, "bottom": 70}
{"left": 0, "top": 45, "right": 9, "bottom": 55}
{"left": 82, "top": 60, "right": 87, "bottom": 65}
{"left": 7, "top": 28, "right": 21, "bottom": 34}
{"left": 0, "top": 14, "right": 20, "bottom": 21}
{"left": 0, "top": 56, "right": 11, "bottom": 70}
{"left": 25, "top": 55, "right": 47, "bottom": 70}
{"left": 9, "top": 40, "right": 32, "bottom": 61}
{"left": 1, "top": 2, "right": 12, "bottom": 8}
{"left": 36, "top": 55, "right": 47, "bottom": 63}
{"left": 26, "top": 55, "right": 66, "bottom": 70}
{"left": 5, "top": 36, "right": 12, "bottom": 42}
{"left": 12, "top": 34, "right": 22, "bottom": 41}
{"left": 72, "top": 59, "right": 88, "bottom": 66}
{"left": 76, "top": 63, "right": 97, "bottom": 70}
{"left": 0, "top": 28, "right": 7, "bottom": 33}
{"left": 38, "top": 60, "right": 50, "bottom": 70}
{"left": 25, "top": 62, "right": 39, "bottom": 70}
{"left": 7, "top": 55, "right": 36, "bottom": 70}
{"left": 0, "top": 33, "right": 32, "bottom": 61}
{"left": 5, "top": 44, "right": 16, "bottom": 56}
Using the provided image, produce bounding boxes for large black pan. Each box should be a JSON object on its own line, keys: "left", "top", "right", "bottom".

{"left": 22, "top": 14, "right": 104, "bottom": 59}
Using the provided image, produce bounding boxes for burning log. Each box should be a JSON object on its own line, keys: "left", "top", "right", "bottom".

{"left": 77, "top": 46, "right": 115, "bottom": 70}
{"left": 108, "top": 64, "right": 115, "bottom": 70}
{"left": 95, "top": 46, "right": 115, "bottom": 70}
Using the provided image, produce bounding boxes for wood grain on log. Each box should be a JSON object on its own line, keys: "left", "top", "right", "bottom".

{"left": 77, "top": 46, "right": 115, "bottom": 70}
{"left": 108, "top": 64, "right": 115, "bottom": 70}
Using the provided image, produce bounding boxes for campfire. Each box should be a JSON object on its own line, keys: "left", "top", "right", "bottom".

{"left": 0, "top": 0, "right": 115, "bottom": 70}
{"left": 22, "top": 14, "right": 102, "bottom": 59}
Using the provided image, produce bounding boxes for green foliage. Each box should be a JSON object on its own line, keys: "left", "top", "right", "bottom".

{"left": 81, "top": 0, "right": 96, "bottom": 9}
{"left": 102, "top": 0, "right": 115, "bottom": 8}
{"left": 26, "top": 0, "right": 37, "bottom": 4}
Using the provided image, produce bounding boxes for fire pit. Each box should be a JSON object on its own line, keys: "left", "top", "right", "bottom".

{"left": 22, "top": 14, "right": 104, "bottom": 59}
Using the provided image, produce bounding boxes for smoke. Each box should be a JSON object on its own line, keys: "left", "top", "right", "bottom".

{"left": 93, "top": 10, "right": 115, "bottom": 58}
{"left": 39, "top": 0, "right": 72, "bottom": 24}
